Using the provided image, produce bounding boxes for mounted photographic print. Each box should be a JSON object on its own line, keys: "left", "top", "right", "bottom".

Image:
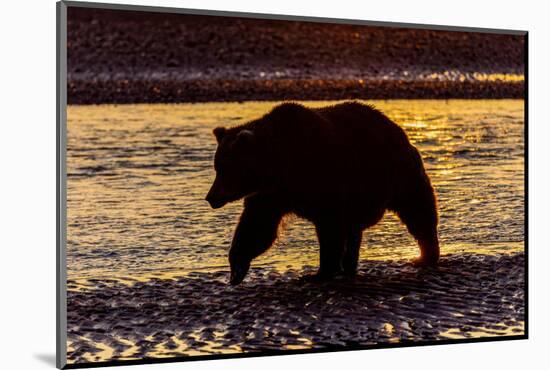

{"left": 56, "top": 1, "right": 527, "bottom": 368}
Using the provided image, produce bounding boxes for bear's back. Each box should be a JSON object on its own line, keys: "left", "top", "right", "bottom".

{"left": 313, "top": 102, "right": 413, "bottom": 155}
{"left": 257, "top": 101, "right": 415, "bottom": 163}
{"left": 315, "top": 102, "right": 403, "bottom": 135}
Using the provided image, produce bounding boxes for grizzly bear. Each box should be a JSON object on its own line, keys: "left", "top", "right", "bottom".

{"left": 206, "top": 101, "right": 439, "bottom": 285}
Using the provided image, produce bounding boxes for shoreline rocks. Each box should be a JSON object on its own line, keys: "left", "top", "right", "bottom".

{"left": 67, "top": 77, "right": 525, "bottom": 105}
{"left": 67, "top": 8, "right": 525, "bottom": 104}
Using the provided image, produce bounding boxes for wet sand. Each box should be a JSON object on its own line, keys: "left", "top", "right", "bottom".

{"left": 67, "top": 8, "right": 525, "bottom": 104}
{"left": 67, "top": 252, "right": 525, "bottom": 364}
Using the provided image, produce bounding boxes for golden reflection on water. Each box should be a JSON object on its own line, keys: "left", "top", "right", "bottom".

{"left": 473, "top": 73, "right": 524, "bottom": 82}
{"left": 420, "top": 71, "right": 523, "bottom": 83}
{"left": 67, "top": 100, "right": 524, "bottom": 288}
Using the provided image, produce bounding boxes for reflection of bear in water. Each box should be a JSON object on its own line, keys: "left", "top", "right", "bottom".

{"left": 206, "top": 102, "right": 439, "bottom": 285}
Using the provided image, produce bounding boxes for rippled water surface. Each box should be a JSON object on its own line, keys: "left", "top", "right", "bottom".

{"left": 67, "top": 100, "right": 524, "bottom": 288}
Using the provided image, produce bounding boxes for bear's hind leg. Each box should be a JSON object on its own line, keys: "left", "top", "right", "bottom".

{"left": 313, "top": 220, "right": 346, "bottom": 279}
{"left": 394, "top": 185, "right": 439, "bottom": 267}
{"left": 342, "top": 229, "right": 362, "bottom": 276}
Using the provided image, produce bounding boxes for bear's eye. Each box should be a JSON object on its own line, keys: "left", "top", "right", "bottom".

{"left": 214, "top": 156, "right": 232, "bottom": 173}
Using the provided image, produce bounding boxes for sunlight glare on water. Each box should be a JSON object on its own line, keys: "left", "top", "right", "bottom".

{"left": 67, "top": 100, "right": 524, "bottom": 288}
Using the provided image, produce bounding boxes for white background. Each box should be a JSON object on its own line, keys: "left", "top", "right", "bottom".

{"left": 0, "top": 0, "right": 547, "bottom": 369}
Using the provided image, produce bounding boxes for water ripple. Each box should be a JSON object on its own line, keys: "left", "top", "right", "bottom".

{"left": 67, "top": 100, "right": 525, "bottom": 284}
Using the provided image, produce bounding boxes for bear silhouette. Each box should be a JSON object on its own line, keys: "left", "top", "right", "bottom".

{"left": 206, "top": 102, "right": 439, "bottom": 285}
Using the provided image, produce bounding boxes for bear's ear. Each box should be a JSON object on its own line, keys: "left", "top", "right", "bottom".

{"left": 234, "top": 129, "right": 255, "bottom": 148}
{"left": 213, "top": 127, "right": 227, "bottom": 143}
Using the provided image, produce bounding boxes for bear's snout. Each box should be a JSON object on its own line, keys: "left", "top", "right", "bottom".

{"left": 206, "top": 179, "right": 229, "bottom": 209}
{"left": 205, "top": 193, "right": 227, "bottom": 209}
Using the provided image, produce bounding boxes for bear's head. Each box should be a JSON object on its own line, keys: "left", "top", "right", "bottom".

{"left": 206, "top": 126, "right": 265, "bottom": 209}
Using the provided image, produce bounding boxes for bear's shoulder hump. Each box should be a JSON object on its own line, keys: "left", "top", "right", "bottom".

{"left": 269, "top": 102, "right": 310, "bottom": 116}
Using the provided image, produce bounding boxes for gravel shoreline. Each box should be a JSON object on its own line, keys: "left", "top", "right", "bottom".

{"left": 68, "top": 77, "right": 524, "bottom": 105}
{"left": 67, "top": 8, "right": 525, "bottom": 104}
{"left": 67, "top": 252, "right": 525, "bottom": 364}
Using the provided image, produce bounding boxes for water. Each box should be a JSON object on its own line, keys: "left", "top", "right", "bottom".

{"left": 66, "top": 100, "right": 524, "bottom": 288}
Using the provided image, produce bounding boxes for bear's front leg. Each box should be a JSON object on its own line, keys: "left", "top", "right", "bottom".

{"left": 228, "top": 194, "right": 285, "bottom": 285}
{"left": 312, "top": 220, "right": 347, "bottom": 280}
{"left": 393, "top": 179, "right": 440, "bottom": 267}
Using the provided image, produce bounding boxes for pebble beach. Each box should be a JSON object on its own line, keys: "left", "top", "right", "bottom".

{"left": 66, "top": 252, "right": 525, "bottom": 364}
